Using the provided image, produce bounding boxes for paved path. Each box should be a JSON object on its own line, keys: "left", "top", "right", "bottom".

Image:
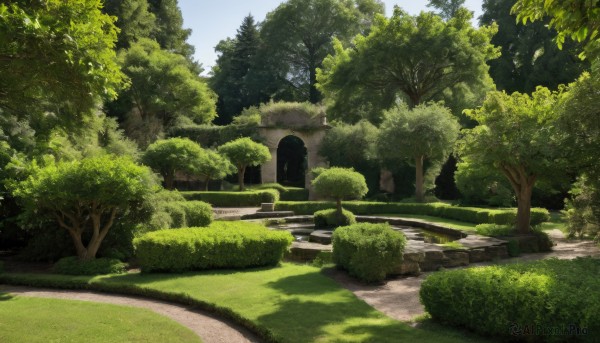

{"left": 213, "top": 207, "right": 259, "bottom": 220}
{"left": 329, "top": 229, "right": 600, "bottom": 322}
{"left": 0, "top": 285, "right": 261, "bottom": 343}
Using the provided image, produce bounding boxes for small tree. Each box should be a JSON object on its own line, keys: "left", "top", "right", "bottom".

{"left": 11, "top": 155, "right": 155, "bottom": 260}
{"left": 194, "top": 150, "right": 236, "bottom": 191}
{"left": 377, "top": 103, "right": 460, "bottom": 202}
{"left": 142, "top": 137, "right": 204, "bottom": 189}
{"left": 218, "top": 137, "right": 271, "bottom": 191}
{"left": 457, "top": 87, "right": 566, "bottom": 234}
{"left": 312, "top": 167, "right": 368, "bottom": 217}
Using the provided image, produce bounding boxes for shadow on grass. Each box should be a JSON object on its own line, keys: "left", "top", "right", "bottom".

{"left": 0, "top": 292, "right": 14, "bottom": 301}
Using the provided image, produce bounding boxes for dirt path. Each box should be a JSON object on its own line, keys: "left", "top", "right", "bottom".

{"left": 0, "top": 285, "right": 261, "bottom": 343}
{"left": 329, "top": 229, "right": 600, "bottom": 322}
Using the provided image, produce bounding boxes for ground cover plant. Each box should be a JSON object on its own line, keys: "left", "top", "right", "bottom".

{"left": 0, "top": 293, "right": 201, "bottom": 343}
{"left": 0, "top": 264, "right": 493, "bottom": 343}
{"left": 420, "top": 257, "right": 600, "bottom": 342}
{"left": 134, "top": 221, "right": 293, "bottom": 272}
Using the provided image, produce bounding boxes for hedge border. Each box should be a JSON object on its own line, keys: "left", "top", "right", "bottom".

{"left": 181, "top": 190, "right": 279, "bottom": 207}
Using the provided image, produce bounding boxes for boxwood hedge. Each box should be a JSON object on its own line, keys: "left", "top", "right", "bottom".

{"left": 163, "top": 201, "right": 213, "bottom": 228}
{"left": 314, "top": 208, "right": 356, "bottom": 229}
{"left": 275, "top": 201, "right": 550, "bottom": 226}
{"left": 420, "top": 257, "right": 600, "bottom": 342}
{"left": 134, "top": 221, "right": 293, "bottom": 272}
{"left": 181, "top": 190, "right": 279, "bottom": 207}
{"left": 333, "top": 223, "right": 406, "bottom": 283}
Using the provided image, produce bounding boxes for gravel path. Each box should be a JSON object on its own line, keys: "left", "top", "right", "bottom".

{"left": 329, "top": 229, "right": 600, "bottom": 322}
{"left": 0, "top": 285, "right": 261, "bottom": 343}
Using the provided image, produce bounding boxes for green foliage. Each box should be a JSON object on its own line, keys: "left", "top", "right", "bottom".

{"left": 195, "top": 149, "right": 236, "bottom": 190}
{"left": 564, "top": 176, "right": 600, "bottom": 240}
{"left": 162, "top": 203, "right": 186, "bottom": 228}
{"left": 181, "top": 190, "right": 279, "bottom": 207}
{"left": 10, "top": 155, "right": 156, "bottom": 260}
{"left": 114, "top": 38, "right": 216, "bottom": 146}
{"left": 147, "top": 0, "right": 196, "bottom": 61}
{"left": 134, "top": 221, "right": 293, "bottom": 272}
{"left": 427, "top": 0, "right": 466, "bottom": 20}
{"left": 377, "top": 103, "right": 460, "bottom": 202}
{"left": 474, "top": 223, "right": 514, "bottom": 236}
{"left": 167, "top": 124, "right": 259, "bottom": 148}
{"left": 317, "top": 7, "right": 499, "bottom": 123}
{"left": 420, "top": 257, "right": 600, "bottom": 341}
{"left": 178, "top": 201, "right": 213, "bottom": 228}
{"left": 455, "top": 156, "right": 515, "bottom": 207}
{"left": 53, "top": 256, "right": 127, "bottom": 275}
{"left": 0, "top": 0, "right": 124, "bottom": 117}
{"left": 102, "top": 0, "right": 156, "bottom": 50}
{"left": 249, "top": 183, "right": 309, "bottom": 201}
{"left": 333, "top": 223, "right": 406, "bottom": 283}
{"left": 142, "top": 137, "right": 204, "bottom": 189}
{"left": 259, "top": 101, "right": 324, "bottom": 121}
{"left": 314, "top": 209, "right": 357, "bottom": 229}
{"left": 218, "top": 137, "right": 271, "bottom": 191}
{"left": 312, "top": 168, "right": 368, "bottom": 204}
{"left": 276, "top": 201, "right": 550, "bottom": 225}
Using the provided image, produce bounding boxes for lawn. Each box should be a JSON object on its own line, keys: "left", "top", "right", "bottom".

{"left": 380, "top": 213, "right": 478, "bottom": 232}
{"left": 0, "top": 293, "right": 201, "bottom": 343}
{"left": 1, "top": 263, "right": 492, "bottom": 343}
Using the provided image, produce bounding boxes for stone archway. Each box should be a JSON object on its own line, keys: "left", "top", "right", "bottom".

{"left": 258, "top": 110, "right": 329, "bottom": 199}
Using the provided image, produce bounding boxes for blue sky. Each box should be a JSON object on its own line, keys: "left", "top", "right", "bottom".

{"left": 178, "top": 0, "right": 484, "bottom": 74}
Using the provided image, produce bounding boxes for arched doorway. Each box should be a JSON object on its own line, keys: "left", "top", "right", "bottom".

{"left": 277, "top": 135, "right": 307, "bottom": 187}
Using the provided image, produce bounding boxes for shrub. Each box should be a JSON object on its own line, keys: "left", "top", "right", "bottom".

{"left": 181, "top": 190, "right": 279, "bottom": 207}
{"left": 163, "top": 203, "right": 187, "bottom": 228}
{"left": 179, "top": 201, "right": 213, "bottom": 227}
{"left": 420, "top": 257, "right": 600, "bottom": 342}
{"left": 251, "top": 183, "right": 309, "bottom": 201}
{"left": 134, "top": 221, "right": 293, "bottom": 272}
{"left": 475, "top": 223, "right": 514, "bottom": 237}
{"left": 333, "top": 223, "right": 406, "bottom": 283}
{"left": 53, "top": 256, "right": 127, "bottom": 275}
{"left": 314, "top": 208, "right": 356, "bottom": 229}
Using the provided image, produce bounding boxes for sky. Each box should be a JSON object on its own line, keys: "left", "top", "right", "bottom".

{"left": 178, "top": 0, "right": 484, "bottom": 74}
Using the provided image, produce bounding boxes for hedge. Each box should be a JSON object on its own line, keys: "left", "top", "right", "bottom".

{"left": 274, "top": 201, "right": 550, "bottom": 226}
{"left": 163, "top": 201, "right": 213, "bottom": 228}
{"left": 333, "top": 223, "right": 406, "bottom": 283}
{"left": 249, "top": 183, "right": 309, "bottom": 201}
{"left": 420, "top": 257, "right": 600, "bottom": 342}
{"left": 181, "top": 190, "right": 279, "bottom": 207}
{"left": 53, "top": 257, "right": 127, "bottom": 275}
{"left": 314, "top": 208, "right": 356, "bottom": 229}
{"left": 134, "top": 221, "right": 293, "bottom": 272}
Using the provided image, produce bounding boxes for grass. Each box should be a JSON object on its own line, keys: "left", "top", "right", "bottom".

{"left": 379, "top": 214, "right": 478, "bottom": 232}
{"left": 1, "top": 263, "right": 492, "bottom": 343}
{"left": 0, "top": 293, "right": 201, "bottom": 343}
{"left": 537, "top": 211, "right": 567, "bottom": 233}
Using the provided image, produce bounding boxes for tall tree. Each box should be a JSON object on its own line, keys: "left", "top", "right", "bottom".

{"left": 210, "top": 15, "right": 262, "bottom": 125}
{"left": 259, "top": 0, "right": 385, "bottom": 104}
{"left": 427, "top": 0, "right": 466, "bottom": 20}
{"left": 147, "top": 0, "right": 195, "bottom": 61}
{"left": 480, "top": 0, "right": 586, "bottom": 93}
{"left": 377, "top": 103, "right": 460, "bottom": 202}
{"left": 102, "top": 0, "right": 156, "bottom": 50}
{"left": 457, "top": 87, "right": 567, "bottom": 233}
{"left": 317, "top": 7, "right": 499, "bottom": 123}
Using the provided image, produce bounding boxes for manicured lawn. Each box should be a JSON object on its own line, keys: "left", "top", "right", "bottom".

{"left": 380, "top": 214, "right": 478, "bottom": 232}
{"left": 1, "top": 263, "right": 492, "bottom": 343}
{"left": 0, "top": 293, "right": 201, "bottom": 343}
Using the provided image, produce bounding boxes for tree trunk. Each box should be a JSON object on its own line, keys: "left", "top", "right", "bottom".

{"left": 308, "top": 51, "right": 320, "bottom": 104}
{"left": 204, "top": 176, "right": 210, "bottom": 191}
{"left": 336, "top": 198, "right": 343, "bottom": 225}
{"left": 164, "top": 172, "right": 174, "bottom": 190}
{"left": 415, "top": 155, "right": 425, "bottom": 202}
{"left": 85, "top": 208, "right": 118, "bottom": 260}
{"left": 500, "top": 165, "right": 537, "bottom": 234}
{"left": 68, "top": 230, "right": 88, "bottom": 260}
{"left": 238, "top": 165, "right": 246, "bottom": 191}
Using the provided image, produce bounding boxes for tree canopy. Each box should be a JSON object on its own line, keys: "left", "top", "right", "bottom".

{"left": 377, "top": 102, "right": 460, "bottom": 202}
{"left": 194, "top": 150, "right": 236, "bottom": 191}
{"left": 317, "top": 7, "right": 499, "bottom": 124}
{"left": 218, "top": 138, "right": 271, "bottom": 191}
{"left": 312, "top": 167, "right": 368, "bottom": 214}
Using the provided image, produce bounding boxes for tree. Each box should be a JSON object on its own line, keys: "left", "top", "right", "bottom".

{"left": 259, "top": 0, "right": 385, "bottom": 103}
{"left": 377, "top": 103, "right": 460, "bottom": 202}
{"left": 102, "top": 0, "right": 156, "bottom": 50}
{"left": 218, "top": 138, "right": 271, "bottom": 191}
{"left": 210, "top": 15, "right": 262, "bottom": 124}
{"left": 112, "top": 39, "right": 216, "bottom": 147}
{"left": 317, "top": 7, "right": 499, "bottom": 123}
{"left": 0, "top": 0, "right": 124, "bottom": 120}
{"left": 147, "top": 0, "right": 195, "bottom": 61}
{"left": 142, "top": 138, "right": 204, "bottom": 189}
{"left": 194, "top": 150, "right": 236, "bottom": 191}
{"left": 427, "top": 0, "right": 466, "bottom": 20}
{"left": 11, "top": 155, "right": 155, "bottom": 260}
{"left": 312, "top": 167, "right": 368, "bottom": 216}
{"left": 480, "top": 0, "right": 586, "bottom": 94}
{"left": 457, "top": 87, "right": 566, "bottom": 233}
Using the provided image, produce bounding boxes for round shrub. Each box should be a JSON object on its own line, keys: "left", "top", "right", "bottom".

{"left": 420, "top": 258, "right": 600, "bottom": 342}
{"left": 53, "top": 256, "right": 127, "bottom": 275}
{"left": 332, "top": 223, "right": 406, "bottom": 283}
{"left": 314, "top": 208, "right": 356, "bottom": 229}
{"left": 179, "top": 201, "right": 213, "bottom": 227}
{"left": 163, "top": 203, "right": 187, "bottom": 228}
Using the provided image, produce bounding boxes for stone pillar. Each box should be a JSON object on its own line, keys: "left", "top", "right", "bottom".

{"left": 261, "top": 147, "right": 278, "bottom": 184}
{"left": 305, "top": 131, "right": 328, "bottom": 200}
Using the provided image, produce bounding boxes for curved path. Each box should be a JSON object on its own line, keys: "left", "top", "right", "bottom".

{"left": 329, "top": 229, "right": 600, "bottom": 322}
{"left": 0, "top": 285, "right": 261, "bottom": 343}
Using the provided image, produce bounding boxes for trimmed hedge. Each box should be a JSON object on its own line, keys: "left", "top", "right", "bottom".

{"left": 134, "top": 221, "right": 293, "bottom": 272}
{"left": 420, "top": 257, "right": 600, "bottom": 342}
{"left": 333, "top": 223, "right": 406, "bottom": 283}
{"left": 249, "top": 183, "right": 309, "bottom": 201}
{"left": 53, "top": 257, "right": 127, "bottom": 275}
{"left": 275, "top": 201, "right": 550, "bottom": 225}
{"left": 163, "top": 201, "right": 213, "bottom": 228}
{"left": 314, "top": 208, "right": 356, "bottom": 229}
{"left": 181, "top": 190, "right": 279, "bottom": 207}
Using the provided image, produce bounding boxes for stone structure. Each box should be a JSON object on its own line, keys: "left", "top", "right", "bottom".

{"left": 258, "top": 109, "right": 329, "bottom": 199}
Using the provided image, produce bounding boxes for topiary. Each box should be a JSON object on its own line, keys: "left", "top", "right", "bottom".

{"left": 313, "top": 208, "right": 356, "bottom": 229}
